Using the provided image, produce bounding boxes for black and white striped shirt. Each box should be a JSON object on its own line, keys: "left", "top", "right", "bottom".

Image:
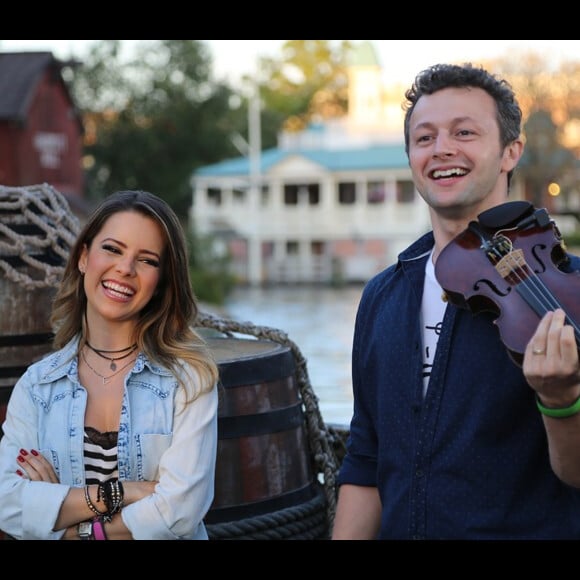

{"left": 83, "top": 427, "right": 119, "bottom": 484}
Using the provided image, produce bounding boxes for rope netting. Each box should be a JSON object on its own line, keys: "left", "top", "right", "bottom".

{"left": 0, "top": 183, "right": 80, "bottom": 289}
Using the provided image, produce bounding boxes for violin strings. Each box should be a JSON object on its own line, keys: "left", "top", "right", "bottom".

{"left": 518, "top": 269, "right": 580, "bottom": 340}
{"left": 489, "top": 236, "right": 580, "bottom": 342}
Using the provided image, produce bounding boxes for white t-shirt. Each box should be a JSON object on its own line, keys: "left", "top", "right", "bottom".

{"left": 421, "top": 251, "right": 447, "bottom": 396}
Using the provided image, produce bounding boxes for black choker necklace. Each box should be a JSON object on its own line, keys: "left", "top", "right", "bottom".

{"left": 85, "top": 341, "right": 138, "bottom": 371}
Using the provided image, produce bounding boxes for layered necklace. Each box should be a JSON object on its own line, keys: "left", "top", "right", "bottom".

{"left": 85, "top": 341, "right": 137, "bottom": 371}
{"left": 81, "top": 348, "right": 137, "bottom": 385}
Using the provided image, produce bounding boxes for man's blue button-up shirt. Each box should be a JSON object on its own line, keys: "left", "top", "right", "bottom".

{"left": 338, "top": 231, "right": 580, "bottom": 539}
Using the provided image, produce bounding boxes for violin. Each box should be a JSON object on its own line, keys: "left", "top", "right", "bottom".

{"left": 434, "top": 200, "right": 580, "bottom": 366}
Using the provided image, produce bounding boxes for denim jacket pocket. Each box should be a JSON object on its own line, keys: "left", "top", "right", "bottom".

{"left": 135, "top": 433, "right": 172, "bottom": 481}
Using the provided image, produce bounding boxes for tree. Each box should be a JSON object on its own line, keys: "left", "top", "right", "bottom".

{"left": 520, "top": 110, "right": 577, "bottom": 208}
{"left": 68, "top": 40, "right": 246, "bottom": 218}
{"left": 493, "top": 53, "right": 580, "bottom": 213}
{"left": 242, "top": 40, "right": 352, "bottom": 145}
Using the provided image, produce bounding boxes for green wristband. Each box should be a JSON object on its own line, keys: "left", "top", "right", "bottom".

{"left": 536, "top": 394, "right": 580, "bottom": 418}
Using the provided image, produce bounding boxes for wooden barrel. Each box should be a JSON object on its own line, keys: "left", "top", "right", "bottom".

{"left": 204, "top": 336, "right": 320, "bottom": 530}
{"left": 0, "top": 269, "right": 56, "bottom": 393}
{"left": 0, "top": 185, "right": 78, "bottom": 430}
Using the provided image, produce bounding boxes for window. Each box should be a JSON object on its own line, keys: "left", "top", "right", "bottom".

{"left": 311, "top": 241, "right": 325, "bottom": 256}
{"left": 306, "top": 185, "right": 320, "bottom": 205}
{"left": 338, "top": 182, "right": 356, "bottom": 205}
{"left": 396, "top": 180, "right": 415, "bottom": 204}
{"left": 284, "top": 185, "right": 299, "bottom": 205}
{"left": 284, "top": 184, "right": 320, "bottom": 206}
{"left": 286, "top": 240, "right": 299, "bottom": 255}
{"left": 207, "top": 188, "right": 222, "bottom": 206}
{"left": 367, "top": 181, "right": 385, "bottom": 204}
{"left": 233, "top": 187, "right": 245, "bottom": 203}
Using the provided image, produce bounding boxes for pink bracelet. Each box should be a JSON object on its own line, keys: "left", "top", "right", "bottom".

{"left": 92, "top": 517, "right": 107, "bottom": 540}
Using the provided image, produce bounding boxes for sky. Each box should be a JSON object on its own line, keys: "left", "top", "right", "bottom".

{"left": 1, "top": 39, "right": 579, "bottom": 87}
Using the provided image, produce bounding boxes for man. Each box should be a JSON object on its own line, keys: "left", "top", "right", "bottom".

{"left": 332, "top": 63, "right": 580, "bottom": 540}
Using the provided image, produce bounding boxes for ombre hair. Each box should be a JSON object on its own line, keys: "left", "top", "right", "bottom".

{"left": 50, "top": 190, "right": 218, "bottom": 400}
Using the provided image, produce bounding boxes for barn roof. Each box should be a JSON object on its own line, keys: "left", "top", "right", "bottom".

{"left": 0, "top": 51, "right": 80, "bottom": 124}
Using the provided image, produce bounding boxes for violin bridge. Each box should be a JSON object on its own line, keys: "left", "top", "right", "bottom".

{"left": 495, "top": 248, "right": 526, "bottom": 279}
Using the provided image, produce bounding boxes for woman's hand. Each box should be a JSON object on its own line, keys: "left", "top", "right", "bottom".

{"left": 16, "top": 448, "right": 59, "bottom": 483}
{"left": 15, "top": 448, "right": 157, "bottom": 539}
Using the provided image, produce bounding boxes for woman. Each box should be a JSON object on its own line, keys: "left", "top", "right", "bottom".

{"left": 0, "top": 190, "right": 219, "bottom": 540}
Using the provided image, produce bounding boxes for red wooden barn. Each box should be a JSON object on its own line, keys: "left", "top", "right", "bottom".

{"left": 0, "top": 51, "right": 85, "bottom": 209}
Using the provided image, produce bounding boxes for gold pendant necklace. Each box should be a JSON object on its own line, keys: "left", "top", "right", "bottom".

{"left": 81, "top": 348, "right": 137, "bottom": 385}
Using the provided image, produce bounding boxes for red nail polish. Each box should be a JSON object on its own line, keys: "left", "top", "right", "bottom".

{"left": 17, "top": 455, "right": 24, "bottom": 463}
{"left": 16, "top": 469, "right": 23, "bottom": 477}
{"left": 19, "top": 449, "right": 28, "bottom": 456}
{"left": 30, "top": 449, "right": 39, "bottom": 456}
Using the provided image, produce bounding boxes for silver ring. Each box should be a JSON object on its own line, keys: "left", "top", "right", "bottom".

{"left": 533, "top": 348, "right": 545, "bottom": 355}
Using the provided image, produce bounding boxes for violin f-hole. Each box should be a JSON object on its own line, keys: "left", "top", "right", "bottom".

{"left": 473, "top": 278, "right": 511, "bottom": 298}
{"left": 530, "top": 244, "right": 548, "bottom": 274}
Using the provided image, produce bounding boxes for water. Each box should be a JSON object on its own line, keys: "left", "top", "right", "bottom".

{"left": 220, "top": 285, "right": 363, "bottom": 427}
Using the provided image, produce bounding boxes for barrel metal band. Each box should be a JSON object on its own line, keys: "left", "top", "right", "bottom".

{"left": 0, "top": 333, "right": 54, "bottom": 347}
{"left": 0, "top": 366, "right": 27, "bottom": 380}
{"left": 218, "top": 401, "right": 305, "bottom": 439}
{"left": 204, "top": 482, "right": 318, "bottom": 525}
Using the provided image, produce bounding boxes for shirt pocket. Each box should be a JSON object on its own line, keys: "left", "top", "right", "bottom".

{"left": 135, "top": 433, "right": 172, "bottom": 481}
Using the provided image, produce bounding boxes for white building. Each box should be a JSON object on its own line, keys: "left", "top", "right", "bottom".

{"left": 189, "top": 42, "right": 521, "bottom": 285}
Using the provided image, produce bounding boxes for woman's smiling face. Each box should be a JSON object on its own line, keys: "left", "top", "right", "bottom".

{"left": 79, "top": 210, "right": 165, "bottom": 324}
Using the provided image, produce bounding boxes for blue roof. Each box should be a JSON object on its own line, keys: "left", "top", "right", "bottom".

{"left": 195, "top": 143, "right": 409, "bottom": 178}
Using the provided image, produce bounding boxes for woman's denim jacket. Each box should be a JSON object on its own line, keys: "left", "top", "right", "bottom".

{"left": 0, "top": 336, "right": 218, "bottom": 540}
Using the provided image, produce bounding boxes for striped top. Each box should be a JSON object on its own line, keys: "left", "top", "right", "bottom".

{"left": 84, "top": 427, "right": 119, "bottom": 484}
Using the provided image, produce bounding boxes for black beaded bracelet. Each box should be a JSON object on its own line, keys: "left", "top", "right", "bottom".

{"left": 100, "top": 479, "right": 124, "bottom": 519}
{"left": 84, "top": 485, "right": 107, "bottom": 517}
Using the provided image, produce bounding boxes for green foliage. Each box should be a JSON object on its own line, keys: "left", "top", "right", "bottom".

{"left": 186, "top": 229, "right": 237, "bottom": 306}
{"left": 564, "top": 231, "right": 580, "bottom": 248}
{"left": 69, "top": 40, "right": 246, "bottom": 219}
{"left": 255, "top": 40, "right": 352, "bottom": 132}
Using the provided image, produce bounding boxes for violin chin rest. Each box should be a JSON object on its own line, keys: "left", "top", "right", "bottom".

{"left": 477, "top": 200, "right": 535, "bottom": 230}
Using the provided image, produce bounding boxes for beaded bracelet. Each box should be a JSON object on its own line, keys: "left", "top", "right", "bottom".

{"left": 536, "top": 394, "right": 580, "bottom": 418}
{"left": 84, "top": 485, "right": 107, "bottom": 517}
{"left": 99, "top": 480, "right": 124, "bottom": 519}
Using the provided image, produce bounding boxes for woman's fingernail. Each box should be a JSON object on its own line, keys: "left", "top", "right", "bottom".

{"left": 30, "top": 449, "right": 39, "bottom": 456}
{"left": 16, "top": 469, "right": 23, "bottom": 477}
{"left": 19, "top": 449, "right": 28, "bottom": 456}
{"left": 17, "top": 456, "right": 24, "bottom": 463}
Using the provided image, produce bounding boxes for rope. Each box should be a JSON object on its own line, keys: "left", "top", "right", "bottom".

{"left": 206, "top": 485, "right": 328, "bottom": 540}
{"left": 0, "top": 183, "right": 81, "bottom": 289}
{"left": 197, "top": 311, "right": 344, "bottom": 537}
